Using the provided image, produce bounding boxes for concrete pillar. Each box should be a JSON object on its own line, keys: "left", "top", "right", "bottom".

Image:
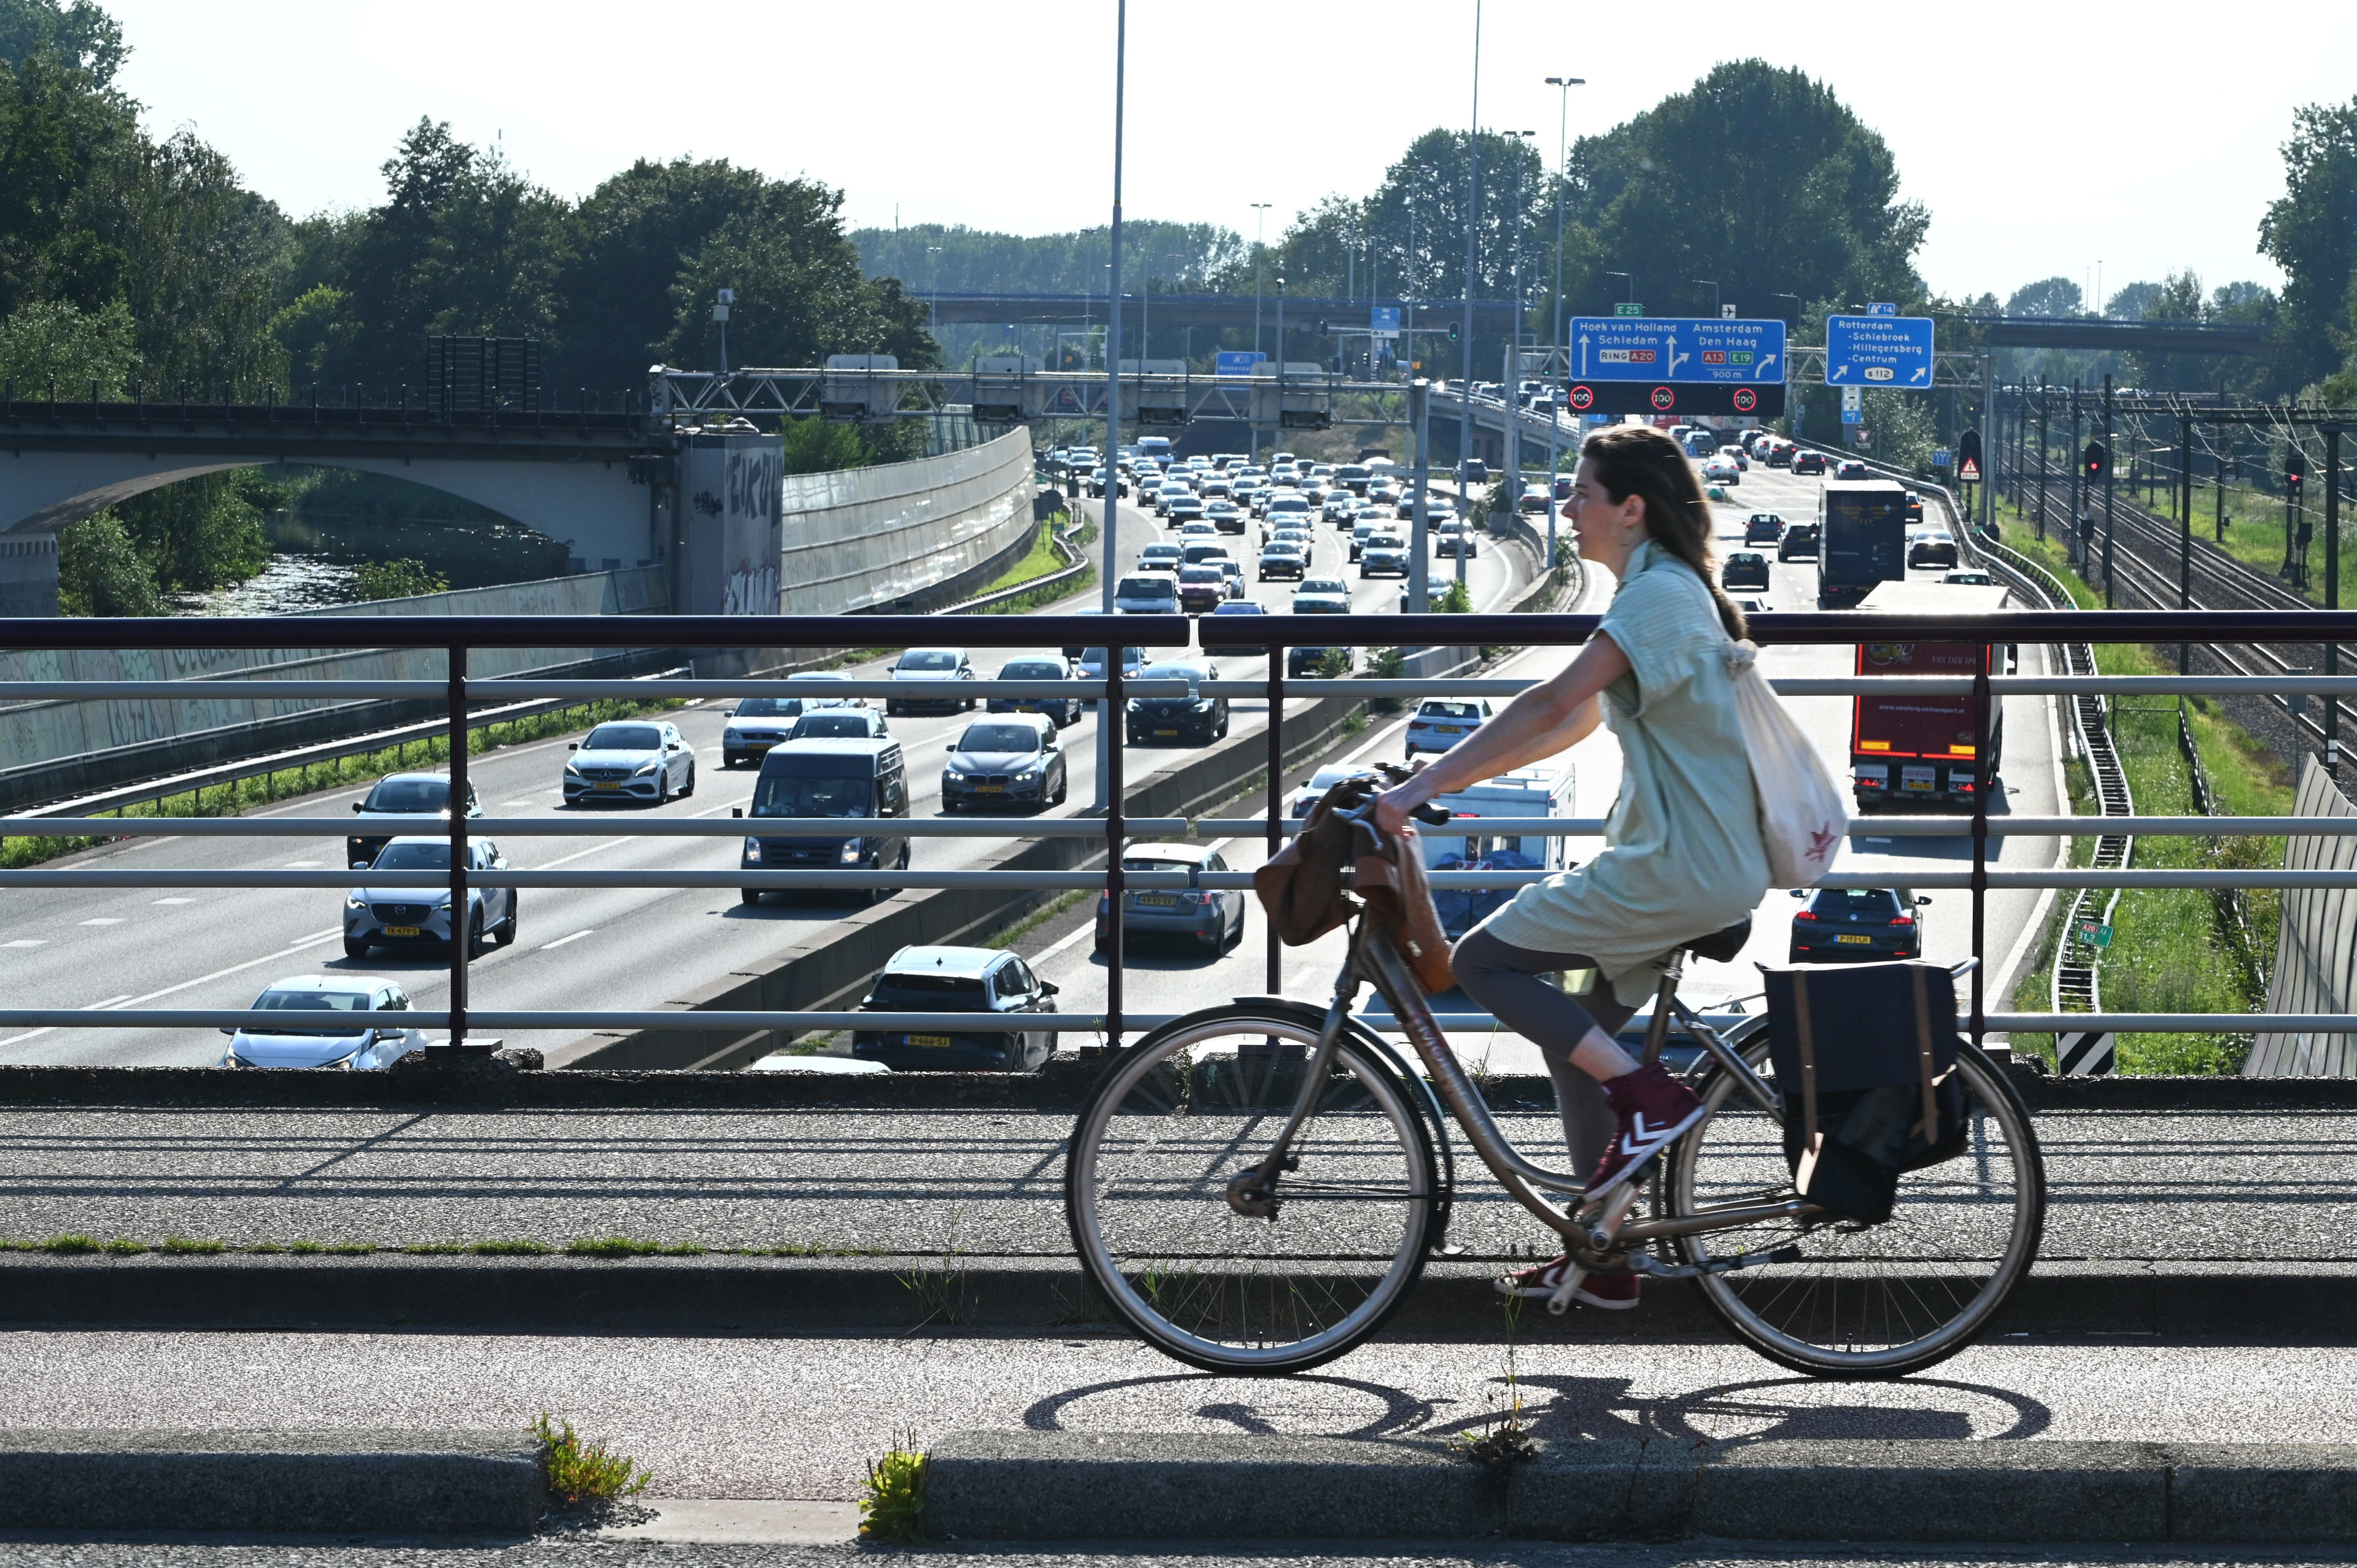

{"left": 0, "top": 534, "right": 60, "bottom": 616}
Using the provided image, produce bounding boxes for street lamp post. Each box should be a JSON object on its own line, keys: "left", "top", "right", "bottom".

{"left": 1544, "top": 73, "right": 1585, "bottom": 563}
{"left": 1251, "top": 201, "right": 1272, "bottom": 462}
{"left": 1096, "top": 0, "right": 1127, "bottom": 814}
{"left": 927, "top": 246, "right": 943, "bottom": 334}
{"left": 1461, "top": 0, "right": 1481, "bottom": 477}
{"left": 1605, "top": 270, "right": 1631, "bottom": 305}
{"left": 1503, "top": 129, "right": 1536, "bottom": 558}
{"left": 1693, "top": 279, "right": 1720, "bottom": 317}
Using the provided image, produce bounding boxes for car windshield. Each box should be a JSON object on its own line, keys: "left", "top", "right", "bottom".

{"left": 370, "top": 842, "right": 452, "bottom": 870}
{"left": 732, "top": 697, "right": 790, "bottom": 717}
{"left": 957, "top": 724, "right": 1043, "bottom": 754}
{"left": 1301, "top": 579, "right": 1345, "bottom": 595}
{"left": 1811, "top": 887, "right": 1903, "bottom": 917}
{"left": 1418, "top": 701, "right": 1483, "bottom": 721}
{"left": 584, "top": 724, "right": 662, "bottom": 751}
{"left": 1118, "top": 577, "right": 1171, "bottom": 597}
{"left": 789, "top": 714, "right": 873, "bottom": 738}
{"left": 1080, "top": 647, "right": 1143, "bottom": 668}
{"left": 1121, "top": 854, "right": 1199, "bottom": 873}
{"left": 751, "top": 774, "right": 872, "bottom": 818}
{"left": 1212, "top": 602, "right": 1264, "bottom": 613}
{"left": 1180, "top": 567, "right": 1222, "bottom": 583}
{"left": 248, "top": 987, "right": 374, "bottom": 1036}
{"left": 1143, "top": 546, "right": 1180, "bottom": 558}
{"left": 362, "top": 778, "right": 448, "bottom": 813}
{"left": 1000, "top": 660, "right": 1064, "bottom": 679}
{"left": 1138, "top": 663, "right": 1207, "bottom": 681}
{"left": 898, "top": 651, "right": 961, "bottom": 671}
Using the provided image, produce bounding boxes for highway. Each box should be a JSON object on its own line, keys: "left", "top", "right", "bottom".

{"left": 0, "top": 476, "right": 1526, "bottom": 1068}
{"left": 1018, "top": 458, "right": 2063, "bottom": 1072}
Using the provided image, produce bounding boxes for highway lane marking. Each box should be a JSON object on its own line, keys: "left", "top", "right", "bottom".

{"left": 79, "top": 918, "right": 123, "bottom": 926}
{"left": 283, "top": 860, "right": 323, "bottom": 867}
{"left": 0, "top": 927, "right": 352, "bottom": 1051}
{"left": 535, "top": 837, "right": 629, "bottom": 870}
{"left": 152, "top": 897, "right": 195, "bottom": 905}
{"left": 538, "top": 929, "right": 595, "bottom": 951}
{"left": 2, "top": 940, "right": 44, "bottom": 948}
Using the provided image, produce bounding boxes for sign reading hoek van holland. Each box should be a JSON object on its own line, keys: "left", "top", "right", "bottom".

{"left": 1566, "top": 317, "right": 1787, "bottom": 383}
{"left": 1825, "top": 314, "right": 1935, "bottom": 387}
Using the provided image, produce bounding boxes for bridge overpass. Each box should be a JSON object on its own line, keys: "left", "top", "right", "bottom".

{"left": 924, "top": 290, "right": 1523, "bottom": 336}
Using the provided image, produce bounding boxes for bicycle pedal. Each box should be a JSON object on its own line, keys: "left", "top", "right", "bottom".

{"left": 1546, "top": 1265, "right": 1588, "bottom": 1315}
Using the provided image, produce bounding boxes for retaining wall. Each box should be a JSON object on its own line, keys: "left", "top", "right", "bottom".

{"left": 778, "top": 428, "right": 1035, "bottom": 615}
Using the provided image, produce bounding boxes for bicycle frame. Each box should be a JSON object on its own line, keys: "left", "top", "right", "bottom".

{"left": 1236, "top": 917, "right": 1822, "bottom": 1249}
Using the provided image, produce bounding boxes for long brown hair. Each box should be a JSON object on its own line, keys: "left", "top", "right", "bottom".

{"left": 1581, "top": 425, "right": 1747, "bottom": 640}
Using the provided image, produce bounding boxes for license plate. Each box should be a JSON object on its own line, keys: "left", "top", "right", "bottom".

{"left": 1835, "top": 934, "right": 1874, "bottom": 945}
{"left": 384, "top": 925, "right": 421, "bottom": 938}
{"left": 1156, "top": 728, "right": 1178, "bottom": 736}
{"left": 1901, "top": 768, "right": 1938, "bottom": 792}
{"left": 977, "top": 785, "right": 1003, "bottom": 793}
{"left": 909, "top": 1035, "right": 951, "bottom": 1049}
{"left": 1436, "top": 725, "right": 1463, "bottom": 735}
{"left": 594, "top": 781, "right": 622, "bottom": 791}
{"left": 1135, "top": 894, "right": 1179, "bottom": 908}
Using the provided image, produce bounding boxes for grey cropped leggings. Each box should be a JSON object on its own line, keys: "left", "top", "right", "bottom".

{"left": 1452, "top": 927, "right": 1640, "bottom": 1177}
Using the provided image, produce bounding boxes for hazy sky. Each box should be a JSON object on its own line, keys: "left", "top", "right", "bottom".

{"left": 102, "top": 0, "right": 2357, "bottom": 307}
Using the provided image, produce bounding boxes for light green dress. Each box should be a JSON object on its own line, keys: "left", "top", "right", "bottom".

{"left": 1480, "top": 538, "right": 1770, "bottom": 998}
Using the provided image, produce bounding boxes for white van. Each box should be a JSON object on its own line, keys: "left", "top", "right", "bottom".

{"left": 1420, "top": 760, "right": 1577, "bottom": 940}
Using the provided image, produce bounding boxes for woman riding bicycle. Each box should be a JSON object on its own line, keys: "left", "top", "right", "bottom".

{"left": 1372, "top": 424, "right": 1768, "bottom": 1311}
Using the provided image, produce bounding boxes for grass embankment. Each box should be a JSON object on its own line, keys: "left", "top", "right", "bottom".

{"left": 1995, "top": 505, "right": 2291, "bottom": 1073}
{"left": 972, "top": 516, "right": 1096, "bottom": 616}
{"left": 0, "top": 695, "right": 684, "bottom": 871}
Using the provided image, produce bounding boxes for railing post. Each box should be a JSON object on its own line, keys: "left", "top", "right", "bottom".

{"left": 1266, "top": 645, "right": 1283, "bottom": 994}
{"left": 446, "top": 643, "right": 471, "bottom": 1051}
{"left": 1105, "top": 655, "right": 1126, "bottom": 1047}
{"left": 2331, "top": 428, "right": 2344, "bottom": 776}
{"left": 1972, "top": 638, "right": 1991, "bottom": 1050}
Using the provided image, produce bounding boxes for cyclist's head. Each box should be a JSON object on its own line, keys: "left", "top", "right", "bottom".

{"left": 1577, "top": 425, "right": 1745, "bottom": 640}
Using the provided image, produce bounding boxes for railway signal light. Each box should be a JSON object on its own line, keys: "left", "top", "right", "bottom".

{"left": 1447, "top": 320, "right": 1460, "bottom": 343}
{"left": 2083, "top": 441, "right": 2109, "bottom": 482}
{"left": 2286, "top": 449, "right": 2308, "bottom": 491}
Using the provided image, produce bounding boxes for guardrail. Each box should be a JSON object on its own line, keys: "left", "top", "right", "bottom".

{"left": 7, "top": 608, "right": 2357, "bottom": 1058}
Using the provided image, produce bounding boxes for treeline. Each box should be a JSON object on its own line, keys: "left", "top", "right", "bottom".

{"left": 0, "top": 0, "right": 939, "bottom": 612}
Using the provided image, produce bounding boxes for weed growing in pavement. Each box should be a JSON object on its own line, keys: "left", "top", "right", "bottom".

{"left": 1450, "top": 1293, "right": 1537, "bottom": 1468}
{"left": 985, "top": 889, "right": 1086, "bottom": 951}
{"left": 41, "top": 1234, "right": 99, "bottom": 1254}
{"left": 565, "top": 1236, "right": 706, "bottom": 1258}
{"left": 859, "top": 1432, "right": 928, "bottom": 1542}
{"left": 533, "top": 1413, "right": 651, "bottom": 1508}
{"left": 157, "top": 1236, "right": 226, "bottom": 1254}
{"left": 468, "top": 1238, "right": 556, "bottom": 1255}
{"left": 896, "top": 1264, "right": 970, "bottom": 1328}
{"left": 101, "top": 1238, "right": 146, "bottom": 1254}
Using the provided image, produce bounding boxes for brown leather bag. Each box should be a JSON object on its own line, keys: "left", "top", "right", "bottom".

{"left": 1252, "top": 771, "right": 1456, "bottom": 995}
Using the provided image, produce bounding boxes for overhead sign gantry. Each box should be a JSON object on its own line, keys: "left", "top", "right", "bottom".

{"left": 1561, "top": 315, "right": 1788, "bottom": 415}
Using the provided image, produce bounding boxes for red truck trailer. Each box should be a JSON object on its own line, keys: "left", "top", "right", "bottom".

{"left": 1849, "top": 581, "right": 2013, "bottom": 809}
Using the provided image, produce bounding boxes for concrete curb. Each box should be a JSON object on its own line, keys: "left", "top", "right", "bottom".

{"left": 0, "top": 1428, "right": 542, "bottom": 1534}
{"left": 4, "top": 1253, "right": 2353, "bottom": 1339}
{"left": 922, "top": 1432, "right": 2357, "bottom": 1543}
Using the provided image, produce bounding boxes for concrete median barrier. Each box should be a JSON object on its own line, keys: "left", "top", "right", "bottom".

{"left": 921, "top": 1431, "right": 2357, "bottom": 1543}
{"left": 0, "top": 1427, "right": 543, "bottom": 1534}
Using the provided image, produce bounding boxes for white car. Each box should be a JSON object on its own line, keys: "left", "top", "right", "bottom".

{"left": 1287, "top": 763, "right": 1377, "bottom": 821}
{"left": 1404, "top": 697, "right": 1493, "bottom": 758}
{"left": 221, "top": 976, "right": 428, "bottom": 1070}
{"left": 563, "top": 719, "right": 696, "bottom": 805}
{"left": 1701, "top": 456, "right": 1740, "bottom": 485}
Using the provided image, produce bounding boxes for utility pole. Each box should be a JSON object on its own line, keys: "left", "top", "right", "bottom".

{"left": 1410, "top": 378, "right": 1432, "bottom": 612}
{"left": 2178, "top": 409, "right": 2192, "bottom": 676}
{"left": 1504, "top": 129, "right": 1535, "bottom": 529}
{"left": 2102, "top": 374, "right": 2116, "bottom": 609}
{"left": 2070, "top": 379, "right": 2085, "bottom": 569}
{"left": 1544, "top": 74, "right": 1583, "bottom": 571}
{"left": 1981, "top": 353, "right": 1996, "bottom": 535}
{"left": 1461, "top": 0, "right": 1481, "bottom": 476}
{"left": 1095, "top": 0, "right": 1126, "bottom": 810}
{"left": 2036, "top": 377, "right": 2049, "bottom": 542}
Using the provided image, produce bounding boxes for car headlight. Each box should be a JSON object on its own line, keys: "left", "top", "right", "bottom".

{"left": 633, "top": 759, "right": 659, "bottom": 776}
{"left": 743, "top": 838, "right": 761, "bottom": 861}
{"left": 839, "top": 841, "right": 864, "bottom": 865}
{"left": 564, "top": 761, "right": 582, "bottom": 775}
{"left": 435, "top": 895, "right": 453, "bottom": 910}
{"left": 346, "top": 891, "right": 365, "bottom": 909}
{"left": 1014, "top": 770, "right": 1039, "bottom": 784}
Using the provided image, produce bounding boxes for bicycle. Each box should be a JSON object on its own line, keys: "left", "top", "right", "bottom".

{"left": 1064, "top": 802, "right": 2045, "bottom": 1381}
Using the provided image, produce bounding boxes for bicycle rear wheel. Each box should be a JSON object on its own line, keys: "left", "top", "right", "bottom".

{"left": 1064, "top": 1003, "right": 1439, "bottom": 1375}
{"left": 1659, "top": 1033, "right": 2043, "bottom": 1378}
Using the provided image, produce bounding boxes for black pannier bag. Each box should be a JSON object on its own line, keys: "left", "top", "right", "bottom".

{"left": 1760, "top": 961, "right": 1970, "bottom": 1225}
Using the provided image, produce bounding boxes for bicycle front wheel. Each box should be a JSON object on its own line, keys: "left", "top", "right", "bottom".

{"left": 1064, "top": 1003, "right": 1439, "bottom": 1375}
{"left": 1660, "top": 1035, "right": 2044, "bottom": 1379}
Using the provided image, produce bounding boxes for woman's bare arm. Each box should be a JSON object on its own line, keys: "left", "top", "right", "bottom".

{"left": 1371, "top": 631, "right": 1633, "bottom": 835}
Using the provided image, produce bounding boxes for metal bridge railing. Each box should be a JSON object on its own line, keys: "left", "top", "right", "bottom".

{"left": 6, "top": 608, "right": 2357, "bottom": 1054}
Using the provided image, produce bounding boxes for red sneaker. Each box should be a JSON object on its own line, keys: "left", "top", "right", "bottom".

{"left": 1495, "top": 1256, "right": 1643, "bottom": 1310}
{"left": 1584, "top": 1064, "right": 1706, "bottom": 1197}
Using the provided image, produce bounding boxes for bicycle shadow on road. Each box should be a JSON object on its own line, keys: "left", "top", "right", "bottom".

{"left": 1472, "top": 1372, "right": 2053, "bottom": 1445}
{"left": 1022, "top": 1370, "right": 1439, "bottom": 1439}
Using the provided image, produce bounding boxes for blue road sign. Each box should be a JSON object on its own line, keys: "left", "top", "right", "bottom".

{"left": 1825, "top": 314, "right": 1934, "bottom": 387}
{"left": 1842, "top": 407, "right": 1863, "bottom": 424}
{"left": 1933, "top": 447, "right": 1954, "bottom": 468}
{"left": 1867, "top": 302, "right": 1898, "bottom": 316}
{"left": 1566, "top": 317, "right": 1786, "bottom": 383}
{"left": 1215, "top": 350, "right": 1267, "bottom": 377}
{"left": 1370, "top": 307, "right": 1401, "bottom": 334}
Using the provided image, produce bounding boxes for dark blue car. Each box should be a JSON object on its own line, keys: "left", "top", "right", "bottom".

{"left": 850, "top": 946, "right": 1060, "bottom": 1072}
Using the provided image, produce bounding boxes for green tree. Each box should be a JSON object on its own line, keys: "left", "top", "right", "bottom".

{"left": 56, "top": 511, "right": 160, "bottom": 616}
{"left": 354, "top": 557, "right": 448, "bottom": 601}
{"left": 114, "top": 470, "right": 270, "bottom": 592}
{"left": 781, "top": 415, "right": 870, "bottom": 475}
{"left": 0, "top": 294, "right": 133, "bottom": 392}
{"left": 2259, "top": 96, "right": 2357, "bottom": 395}
{"left": 0, "top": 0, "right": 122, "bottom": 82}
{"left": 554, "top": 157, "right": 771, "bottom": 389}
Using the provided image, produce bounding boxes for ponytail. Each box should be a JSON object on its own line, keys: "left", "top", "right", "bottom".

{"left": 1580, "top": 425, "right": 1747, "bottom": 641}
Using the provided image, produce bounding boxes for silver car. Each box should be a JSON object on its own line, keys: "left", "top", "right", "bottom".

{"left": 884, "top": 647, "right": 977, "bottom": 714}
{"left": 563, "top": 719, "right": 696, "bottom": 805}
{"left": 344, "top": 835, "right": 519, "bottom": 957}
{"left": 220, "top": 975, "right": 428, "bottom": 1070}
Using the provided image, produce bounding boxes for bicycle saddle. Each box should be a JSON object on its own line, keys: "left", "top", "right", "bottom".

{"left": 1682, "top": 916, "right": 1752, "bottom": 963}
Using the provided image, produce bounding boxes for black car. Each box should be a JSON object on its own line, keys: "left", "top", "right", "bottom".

{"left": 987, "top": 657, "right": 1083, "bottom": 727}
{"left": 1258, "top": 543, "right": 1307, "bottom": 581}
{"left": 1287, "top": 579, "right": 1353, "bottom": 676}
{"left": 1126, "top": 660, "right": 1228, "bottom": 746}
{"left": 1743, "top": 514, "right": 1784, "bottom": 547}
{"left": 1776, "top": 522, "right": 1821, "bottom": 561}
{"left": 851, "top": 945, "right": 1059, "bottom": 1072}
{"left": 1788, "top": 886, "right": 1929, "bottom": 962}
{"left": 347, "top": 772, "right": 479, "bottom": 868}
{"left": 1792, "top": 450, "right": 1828, "bottom": 476}
{"left": 1720, "top": 551, "right": 1770, "bottom": 592}
{"left": 1904, "top": 492, "right": 1926, "bottom": 524}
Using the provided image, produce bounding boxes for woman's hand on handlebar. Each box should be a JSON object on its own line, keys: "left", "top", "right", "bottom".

{"left": 1370, "top": 776, "right": 1441, "bottom": 840}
